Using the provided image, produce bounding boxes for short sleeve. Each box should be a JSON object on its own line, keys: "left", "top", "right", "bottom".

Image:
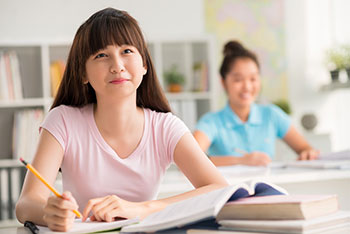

{"left": 195, "top": 113, "right": 218, "bottom": 143}
{"left": 161, "top": 113, "right": 190, "bottom": 164}
{"left": 270, "top": 105, "right": 291, "bottom": 138}
{"left": 40, "top": 106, "right": 68, "bottom": 151}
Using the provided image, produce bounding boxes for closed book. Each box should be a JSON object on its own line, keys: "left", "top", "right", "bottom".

{"left": 216, "top": 194, "right": 338, "bottom": 221}
{"left": 218, "top": 211, "right": 350, "bottom": 234}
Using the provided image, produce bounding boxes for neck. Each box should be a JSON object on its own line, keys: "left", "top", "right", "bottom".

{"left": 94, "top": 94, "right": 142, "bottom": 136}
{"left": 229, "top": 103, "right": 251, "bottom": 122}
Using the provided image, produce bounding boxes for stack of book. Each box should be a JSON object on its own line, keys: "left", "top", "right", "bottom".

{"left": 30, "top": 181, "right": 350, "bottom": 233}
{"left": 50, "top": 60, "right": 65, "bottom": 97}
{"left": 0, "top": 51, "right": 23, "bottom": 100}
{"left": 12, "top": 108, "right": 44, "bottom": 161}
{"left": 217, "top": 194, "right": 349, "bottom": 233}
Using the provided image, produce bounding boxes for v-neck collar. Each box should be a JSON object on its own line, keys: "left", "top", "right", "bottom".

{"left": 86, "top": 104, "right": 149, "bottom": 162}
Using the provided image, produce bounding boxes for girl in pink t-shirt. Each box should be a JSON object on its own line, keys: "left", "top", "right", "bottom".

{"left": 16, "top": 7, "right": 227, "bottom": 232}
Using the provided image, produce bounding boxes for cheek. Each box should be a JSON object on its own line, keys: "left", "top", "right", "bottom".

{"left": 253, "top": 82, "right": 261, "bottom": 93}
{"left": 229, "top": 83, "right": 242, "bottom": 93}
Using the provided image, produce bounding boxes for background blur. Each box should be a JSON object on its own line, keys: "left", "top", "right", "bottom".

{"left": 0, "top": 0, "right": 349, "bottom": 153}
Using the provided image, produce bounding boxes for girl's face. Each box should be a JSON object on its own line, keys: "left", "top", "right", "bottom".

{"left": 223, "top": 58, "right": 260, "bottom": 109}
{"left": 85, "top": 44, "right": 147, "bottom": 100}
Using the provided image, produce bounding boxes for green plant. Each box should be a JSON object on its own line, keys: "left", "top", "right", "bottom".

{"left": 342, "top": 45, "right": 350, "bottom": 68}
{"left": 326, "top": 47, "right": 347, "bottom": 70}
{"left": 164, "top": 65, "right": 185, "bottom": 85}
{"left": 273, "top": 99, "right": 291, "bottom": 115}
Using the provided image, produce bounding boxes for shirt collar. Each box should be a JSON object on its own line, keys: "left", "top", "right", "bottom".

{"left": 223, "top": 103, "right": 262, "bottom": 127}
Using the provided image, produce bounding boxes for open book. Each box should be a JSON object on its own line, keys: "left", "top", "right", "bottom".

{"left": 37, "top": 217, "right": 138, "bottom": 234}
{"left": 121, "top": 180, "right": 287, "bottom": 233}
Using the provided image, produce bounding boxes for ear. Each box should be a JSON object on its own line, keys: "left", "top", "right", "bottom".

{"left": 221, "top": 78, "right": 227, "bottom": 91}
{"left": 143, "top": 65, "right": 147, "bottom": 75}
{"left": 83, "top": 77, "right": 89, "bottom": 85}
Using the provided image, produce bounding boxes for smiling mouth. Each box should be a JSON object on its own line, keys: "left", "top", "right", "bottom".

{"left": 110, "top": 79, "right": 128, "bottom": 84}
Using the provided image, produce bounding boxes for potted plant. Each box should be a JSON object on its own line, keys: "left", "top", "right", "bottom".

{"left": 343, "top": 45, "right": 350, "bottom": 81}
{"left": 164, "top": 65, "right": 185, "bottom": 92}
{"left": 325, "top": 47, "right": 346, "bottom": 82}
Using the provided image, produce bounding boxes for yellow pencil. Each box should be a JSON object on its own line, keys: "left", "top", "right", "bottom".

{"left": 19, "top": 157, "right": 82, "bottom": 218}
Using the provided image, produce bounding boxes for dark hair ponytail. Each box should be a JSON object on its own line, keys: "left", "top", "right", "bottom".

{"left": 219, "top": 40, "right": 260, "bottom": 80}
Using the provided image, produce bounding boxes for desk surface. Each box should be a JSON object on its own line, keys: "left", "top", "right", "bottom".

{"left": 2, "top": 225, "right": 350, "bottom": 234}
{"left": 159, "top": 166, "right": 350, "bottom": 195}
{"left": 158, "top": 166, "right": 350, "bottom": 211}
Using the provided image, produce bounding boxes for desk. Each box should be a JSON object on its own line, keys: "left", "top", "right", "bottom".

{"left": 158, "top": 166, "right": 350, "bottom": 210}
{"left": 2, "top": 225, "right": 350, "bottom": 234}
{"left": 2, "top": 167, "right": 349, "bottom": 234}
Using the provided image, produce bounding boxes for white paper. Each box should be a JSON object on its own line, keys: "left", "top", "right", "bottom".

{"left": 37, "top": 217, "right": 138, "bottom": 234}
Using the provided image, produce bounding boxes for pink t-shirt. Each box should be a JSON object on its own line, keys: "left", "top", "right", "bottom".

{"left": 40, "top": 104, "right": 189, "bottom": 210}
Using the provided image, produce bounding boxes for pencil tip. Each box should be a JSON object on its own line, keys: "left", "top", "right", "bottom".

{"left": 19, "top": 157, "right": 27, "bottom": 165}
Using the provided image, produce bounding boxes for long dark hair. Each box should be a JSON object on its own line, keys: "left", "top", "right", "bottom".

{"left": 51, "top": 8, "right": 171, "bottom": 113}
{"left": 219, "top": 40, "right": 260, "bottom": 80}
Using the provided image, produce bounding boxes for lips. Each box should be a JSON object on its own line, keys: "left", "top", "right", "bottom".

{"left": 240, "top": 93, "right": 252, "bottom": 99}
{"left": 109, "top": 78, "right": 129, "bottom": 84}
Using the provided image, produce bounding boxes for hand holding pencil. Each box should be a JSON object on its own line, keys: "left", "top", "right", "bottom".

{"left": 19, "top": 158, "right": 82, "bottom": 218}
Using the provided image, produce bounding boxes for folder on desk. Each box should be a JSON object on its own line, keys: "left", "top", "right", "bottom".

{"left": 319, "top": 149, "right": 350, "bottom": 160}
{"left": 286, "top": 160, "right": 350, "bottom": 169}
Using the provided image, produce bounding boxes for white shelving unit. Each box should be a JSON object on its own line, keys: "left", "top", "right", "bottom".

{"left": 0, "top": 35, "right": 217, "bottom": 222}
{"left": 0, "top": 35, "right": 217, "bottom": 161}
{"left": 148, "top": 35, "right": 218, "bottom": 130}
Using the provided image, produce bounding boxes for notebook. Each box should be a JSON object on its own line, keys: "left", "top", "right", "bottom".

{"left": 37, "top": 217, "right": 138, "bottom": 234}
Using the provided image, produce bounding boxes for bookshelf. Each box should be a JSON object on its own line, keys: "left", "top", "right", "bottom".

{"left": 0, "top": 36, "right": 217, "bottom": 221}
{"left": 0, "top": 35, "right": 217, "bottom": 162}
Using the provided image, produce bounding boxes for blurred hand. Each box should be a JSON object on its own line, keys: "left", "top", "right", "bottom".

{"left": 82, "top": 195, "right": 165, "bottom": 222}
{"left": 43, "top": 191, "right": 79, "bottom": 232}
{"left": 298, "top": 148, "right": 319, "bottom": 160}
{"left": 238, "top": 152, "right": 271, "bottom": 166}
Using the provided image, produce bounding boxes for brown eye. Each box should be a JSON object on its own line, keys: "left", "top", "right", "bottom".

{"left": 95, "top": 53, "right": 107, "bottom": 59}
{"left": 123, "top": 49, "right": 133, "bottom": 54}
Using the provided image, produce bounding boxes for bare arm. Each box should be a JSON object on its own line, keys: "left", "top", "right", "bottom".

{"left": 193, "top": 130, "right": 270, "bottom": 166}
{"left": 82, "top": 132, "right": 229, "bottom": 221}
{"left": 159, "top": 132, "right": 228, "bottom": 203}
{"left": 283, "top": 125, "right": 319, "bottom": 160}
{"left": 16, "top": 129, "right": 77, "bottom": 230}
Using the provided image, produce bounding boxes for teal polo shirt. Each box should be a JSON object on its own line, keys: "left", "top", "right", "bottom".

{"left": 195, "top": 103, "right": 291, "bottom": 158}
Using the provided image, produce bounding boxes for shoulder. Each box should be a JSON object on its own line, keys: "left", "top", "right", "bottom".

{"left": 145, "top": 108, "right": 184, "bottom": 128}
{"left": 49, "top": 104, "right": 90, "bottom": 117}
{"left": 198, "top": 109, "right": 223, "bottom": 124}
{"left": 45, "top": 104, "right": 91, "bottom": 126}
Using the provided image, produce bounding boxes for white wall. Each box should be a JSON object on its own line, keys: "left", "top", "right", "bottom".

{"left": 285, "top": 0, "right": 350, "bottom": 151}
{"left": 0, "top": 0, "right": 205, "bottom": 42}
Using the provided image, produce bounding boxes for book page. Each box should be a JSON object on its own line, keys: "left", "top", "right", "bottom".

{"left": 37, "top": 218, "right": 138, "bottom": 234}
{"left": 250, "top": 180, "right": 288, "bottom": 196}
{"left": 122, "top": 185, "right": 240, "bottom": 232}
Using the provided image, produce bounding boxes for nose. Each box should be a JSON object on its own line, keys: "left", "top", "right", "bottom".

{"left": 242, "top": 80, "right": 252, "bottom": 90}
{"left": 110, "top": 56, "right": 125, "bottom": 74}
